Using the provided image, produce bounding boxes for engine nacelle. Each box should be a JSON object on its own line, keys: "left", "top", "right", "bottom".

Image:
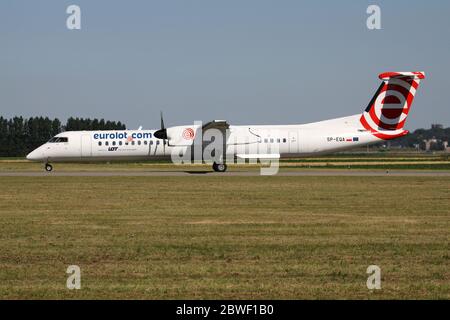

{"left": 165, "top": 125, "right": 201, "bottom": 146}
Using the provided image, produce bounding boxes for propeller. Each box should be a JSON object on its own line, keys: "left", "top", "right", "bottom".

{"left": 160, "top": 111, "right": 165, "bottom": 132}
{"left": 154, "top": 111, "right": 167, "bottom": 153}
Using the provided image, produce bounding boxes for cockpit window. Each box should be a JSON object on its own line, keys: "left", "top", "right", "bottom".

{"left": 48, "top": 137, "right": 69, "bottom": 143}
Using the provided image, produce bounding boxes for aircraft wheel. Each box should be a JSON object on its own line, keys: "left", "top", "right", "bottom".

{"left": 45, "top": 164, "right": 53, "bottom": 172}
{"left": 213, "top": 163, "right": 227, "bottom": 172}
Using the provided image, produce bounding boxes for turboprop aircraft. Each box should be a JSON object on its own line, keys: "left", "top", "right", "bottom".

{"left": 26, "top": 71, "right": 425, "bottom": 172}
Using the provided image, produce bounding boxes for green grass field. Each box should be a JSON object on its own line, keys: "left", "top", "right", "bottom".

{"left": 0, "top": 175, "right": 448, "bottom": 299}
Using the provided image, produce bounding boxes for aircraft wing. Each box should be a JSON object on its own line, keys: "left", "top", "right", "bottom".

{"left": 236, "top": 154, "right": 280, "bottom": 159}
{"left": 202, "top": 120, "right": 230, "bottom": 131}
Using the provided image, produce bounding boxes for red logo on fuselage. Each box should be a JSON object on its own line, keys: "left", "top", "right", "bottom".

{"left": 182, "top": 128, "right": 195, "bottom": 140}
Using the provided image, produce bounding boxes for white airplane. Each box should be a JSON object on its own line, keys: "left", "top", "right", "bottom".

{"left": 27, "top": 71, "right": 425, "bottom": 172}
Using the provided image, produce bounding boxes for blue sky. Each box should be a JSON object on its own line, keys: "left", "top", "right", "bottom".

{"left": 1, "top": 0, "right": 449, "bottom": 129}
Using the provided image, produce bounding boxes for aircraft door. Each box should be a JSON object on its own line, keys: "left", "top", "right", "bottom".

{"left": 147, "top": 139, "right": 156, "bottom": 156}
{"left": 81, "top": 134, "right": 92, "bottom": 157}
{"left": 288, "top": 130, "right": 299, "bottom": 154}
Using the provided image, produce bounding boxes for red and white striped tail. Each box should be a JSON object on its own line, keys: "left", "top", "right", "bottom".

{"left": 360, "top": 71, "right": 425, "bottom": 140}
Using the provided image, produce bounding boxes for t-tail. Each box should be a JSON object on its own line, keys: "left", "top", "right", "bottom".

{"left": 360, "top": 71, "right": 425, "bottom": 140}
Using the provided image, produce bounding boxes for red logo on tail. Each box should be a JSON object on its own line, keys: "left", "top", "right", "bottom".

{"left": 360, "top": 72, "right": 424, "bottom": 140}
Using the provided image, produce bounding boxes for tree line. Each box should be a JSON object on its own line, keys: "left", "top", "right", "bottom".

{"left": 0, "top": 117, "right": 126, "bottom": 157}
{"left": 392, "top": 126, "right": 450, "bottom": 150}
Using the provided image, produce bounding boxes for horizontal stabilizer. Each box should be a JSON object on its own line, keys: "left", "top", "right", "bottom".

{"left": 379, "top": 71, "right": 425, "bottom": 80}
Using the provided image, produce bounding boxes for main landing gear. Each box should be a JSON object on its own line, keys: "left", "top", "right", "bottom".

{"left": 212, "top": 162, "right": 227, "bottom": 172}
{"left": 45, "top": 163, "right": 53, "bottom": 172}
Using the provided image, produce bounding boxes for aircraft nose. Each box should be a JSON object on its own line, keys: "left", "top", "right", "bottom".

{"left": 26, "top": 151, "right": 36, "bottom": 160}
{"left": 26, "top": 149, "right": 43, "bottom": 161}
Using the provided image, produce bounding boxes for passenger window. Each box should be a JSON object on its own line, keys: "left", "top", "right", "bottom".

{"left": 138, "top": 141, "right": 141, "bottom": 145}
{"left": 156, "top": 140, "right": 160, "bottom": 145}
{"left": 105, "top": 141, "right": 109, "bottom": 146}
{"left": 144, "top": 141, "right": 148, "bottom": 145}
{"left": 270, "top": 138, "right": 274, "bottom": 143}
{"left": 277, "top": 138, "right": 280, "bottom": 143}
{"left": 264, "top": 139, "right": 268, "bottom": 143}
{"left": 283, "top": 138, "right": 287, "bottom": 143}
{"left": 131, "top": 141, "right": 135, "bottom": 145}
{"left": 150, "top": 140, "right": 154, "bottom": 145}
{"left": 112, "top": 141, "right": 116, "bottom": 146}
{"left": 98, "top": 142, "right": 102, "bottom": 146}
{"left": 119, "top": 141, "right": 122, "bottom": 146}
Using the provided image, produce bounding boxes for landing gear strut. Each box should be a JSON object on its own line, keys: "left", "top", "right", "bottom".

{"left": 212, "top": 162, "right": 227, "bottom": 172}
{"left": 45, "top": 163, "right": 53, "bottom": 172}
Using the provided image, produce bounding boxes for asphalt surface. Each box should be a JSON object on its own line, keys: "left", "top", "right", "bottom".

{"left": 0, "top": 170, "right": 449, "bottom": 177}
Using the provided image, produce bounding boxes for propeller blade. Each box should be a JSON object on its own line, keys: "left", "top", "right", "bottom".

{"left": 155, "top": 110, "right": 168, "bottom": 139}
{"left": 160, "top": 111, "right": 165, "bottom": 130}
{"left": 156, "top": 111, "right": 167, "bottom": 154}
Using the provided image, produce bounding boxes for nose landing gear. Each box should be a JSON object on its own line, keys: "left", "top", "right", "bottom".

{"left": 45, "top": 163, "right": 53, "bottom": 172}
{"left": 212, "top": 162, "right": 227, "bottom": 172}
